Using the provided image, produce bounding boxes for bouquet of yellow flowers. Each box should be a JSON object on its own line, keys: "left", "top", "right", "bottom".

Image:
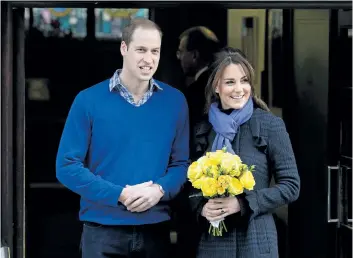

{"left": 187, "top": 147, "right": 256, "bottom": 236}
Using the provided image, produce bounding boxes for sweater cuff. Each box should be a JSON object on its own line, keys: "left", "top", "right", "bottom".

{"left": 115, "top": 185, "right": 125, "bottom": 206}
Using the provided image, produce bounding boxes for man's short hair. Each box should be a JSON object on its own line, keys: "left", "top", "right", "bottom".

{"left": 122, "top": 17, "right": 163, "bottom": 46}
{"left": 179, "top": 26, "right": 221, "bottom": 63}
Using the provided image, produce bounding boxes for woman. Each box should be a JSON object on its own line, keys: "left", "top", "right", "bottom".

{"left": 190, "top": 47, "right": 300, "bottom": 258}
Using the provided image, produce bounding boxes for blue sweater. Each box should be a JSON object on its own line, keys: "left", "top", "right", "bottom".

{"left": 56, "top": 79, "right": 189, "bottom": 225}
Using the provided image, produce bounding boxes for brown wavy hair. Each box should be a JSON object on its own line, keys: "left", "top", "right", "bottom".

{"left": 204, "top": 47, "right": 270, "bottom": 113}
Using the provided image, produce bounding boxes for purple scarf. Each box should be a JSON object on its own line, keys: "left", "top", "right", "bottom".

{"left": 208, "top": 98, "right": 254, "bottom": 154}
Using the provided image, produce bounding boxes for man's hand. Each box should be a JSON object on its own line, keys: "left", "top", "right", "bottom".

{"left": 118, "top": 181, "right": 153, "bottom": 204}
{"left": 201, "top": 197, "right": 240, "bottom": 222}
{"left": 123, "top": 184, "right": 164, "bottom": 213}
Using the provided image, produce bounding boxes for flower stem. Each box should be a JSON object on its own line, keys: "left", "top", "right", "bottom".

{"left": 208, "top": 220, "right": 228, "bottom": 236}
{"left": 208, "top": 221, "right": 228, "bottom": 237}
{"left": 222, "top": 220, "right": 228, "bottom": 233}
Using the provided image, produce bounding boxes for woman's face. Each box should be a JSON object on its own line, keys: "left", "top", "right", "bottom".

{"left": 215, "top": 63, "right": 252, "bottom": 110}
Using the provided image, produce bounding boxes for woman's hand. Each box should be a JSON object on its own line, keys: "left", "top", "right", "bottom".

{"left": 201, "top": 197, "right": 241, "bottom": 222}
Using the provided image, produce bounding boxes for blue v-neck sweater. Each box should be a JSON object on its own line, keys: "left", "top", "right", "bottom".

{"left": 56, "top": 79, "right": 189, "bottom": 225}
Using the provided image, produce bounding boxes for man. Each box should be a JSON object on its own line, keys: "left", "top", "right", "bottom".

{"left": 56, "top": 18, "right": 189, "bottom": 258}
{"left": 172, "top": 26, "right": 221, "bottom": 258}
{"left": 177, "top": 26, "right": 221, "bottom": 159}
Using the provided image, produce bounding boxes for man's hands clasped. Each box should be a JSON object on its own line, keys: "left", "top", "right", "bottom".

{"left": 118, "top": 181, "right": 164, "bottom": 213}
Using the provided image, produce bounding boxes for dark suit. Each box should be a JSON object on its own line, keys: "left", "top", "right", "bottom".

{"left": 183, "top": 69, "right": 210, "bottom": 126}
{"left": 182, "top": 69, "right": 213, "bottom": 161}
{"left": 171, "top": 69, "right": 212, "bottom": 258}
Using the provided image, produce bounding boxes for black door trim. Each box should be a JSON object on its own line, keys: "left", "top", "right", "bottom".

{"left": 8, "top": 1, "right": 353, "bottom": 9}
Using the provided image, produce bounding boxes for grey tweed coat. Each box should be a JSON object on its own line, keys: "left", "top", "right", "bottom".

{"left": 190, "top": 108, "right": 301, "bottom": 258}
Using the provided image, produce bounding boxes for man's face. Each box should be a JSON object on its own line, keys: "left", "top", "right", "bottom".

{"left": 177, "top": 36, "right": 196, "bottom": 76}
{"left": 121, "top": 27, "right": 161, "bottom": 82}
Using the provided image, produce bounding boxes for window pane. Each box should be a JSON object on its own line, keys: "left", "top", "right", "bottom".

{"left": 95, "top": 9, "right": 149, "bottom": 39}
{"left": 27, "top": 8, "right": 87, "bottom": 38}
{"left": 267, "top": 9, "right": 284, "bottom": 108}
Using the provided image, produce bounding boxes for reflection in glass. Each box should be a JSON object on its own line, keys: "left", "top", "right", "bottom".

{"left": 26, "top": 8, "right": 87, "bottom": 38}
{"left": 95, "top": 9, "right": 149, "bottom": 39}
{"left": 241, "top": 17, "right": 258, "bottom": 83}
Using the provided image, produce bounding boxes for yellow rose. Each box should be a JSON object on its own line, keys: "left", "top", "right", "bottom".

{"left": 231, "top": 154, "right": 242, "bottom": 169}
{"left": 228, "top": 177, "right": 244, "bottom": 196}
{"left": 220, "top": 156, "right": 233, "bottom": 173}
{"left": 207, "top": 150, "right": 224, "bottom": 166}
{"left": 187, "top": 161, "right": 203, "bottom": 182}
{"left": 197, "top": 156, "right": 208, "bottom": 166}
{"left": 192, "top": 176, "right": 206, "bottom": 189}
{"left": 220, "top": 153, "right": 242, "bottom": 173}
{"left": 217, "top": 174, "right": 232, "bottom": 195}
{"left": 239, "top": 170, "right": 256, "bottom": 190}
{"left": 209, "top": 165, "right": 220, "bottom": 179}
{"left": 229, "top": 168, "right": 241, "bottom": 177}
{"left": 217, "top": 175, "right": 231, "bottom": 188}
{"left": 201, "top": 177, "right": 218, "bottom": 197}
{"left": 197, "top": 156, "right": 213, "bottom": 172}
{"left": 217, "top": 185, "right": 226, "bottom": 195}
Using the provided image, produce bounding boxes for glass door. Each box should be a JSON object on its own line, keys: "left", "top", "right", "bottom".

{"left": 337, "top": 86, "right": 352, "bottom": 258}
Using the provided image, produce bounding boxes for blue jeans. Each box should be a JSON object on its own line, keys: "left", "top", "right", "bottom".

{"left": 81, "top": 221, "right": 171, "bottom": 258}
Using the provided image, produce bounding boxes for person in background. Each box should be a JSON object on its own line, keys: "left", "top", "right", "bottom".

{"left": 177, "top": 26, "right": 222, "bottom": 159}
{"left": 56, "top": 18, "right": 189, "bottom": 258}
{"left": 172, "top": 26, "right": 221, "bottom": 258}
{"left": 189, "top": 47, "right": 300, "bottom": 258}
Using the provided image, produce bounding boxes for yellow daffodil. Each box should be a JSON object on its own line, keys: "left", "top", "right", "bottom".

{"left": 239, "top": 170, "right": 256, "bottom": 190}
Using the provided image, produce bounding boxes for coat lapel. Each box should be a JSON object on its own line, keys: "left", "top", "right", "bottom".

{"left": 232, "top": 108, "right": 268, "bottom": 156}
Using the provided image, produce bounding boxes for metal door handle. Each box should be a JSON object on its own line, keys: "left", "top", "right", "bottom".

{"left": 341, "top": 165, "right": 352, "bottom": 225}
{"left": 328, "top": 165, "right": 339, "bottom": 223}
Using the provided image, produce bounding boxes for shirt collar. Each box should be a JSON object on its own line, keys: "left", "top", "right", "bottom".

{"left": 109, "top": 69, "right": 162, "bottom": 92}
{"left": 195, "top": 66, "right": 208, "bottom": 81}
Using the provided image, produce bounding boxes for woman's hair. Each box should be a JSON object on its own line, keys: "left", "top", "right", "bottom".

{"left": 204, "top": 46, "right": 270, "bottom": 113}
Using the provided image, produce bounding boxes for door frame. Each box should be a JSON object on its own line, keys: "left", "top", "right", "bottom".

{"left": 1, "top": 2, "right": 351, "bottom": 258}
{"left": 8, "top": 1, "right": 353, "bottom": 9}
{"left": 1, "top": 2, "right": 14, "bottom": 258}
{"left": 1, "top": 3, "right": 26, "bottom": 258}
